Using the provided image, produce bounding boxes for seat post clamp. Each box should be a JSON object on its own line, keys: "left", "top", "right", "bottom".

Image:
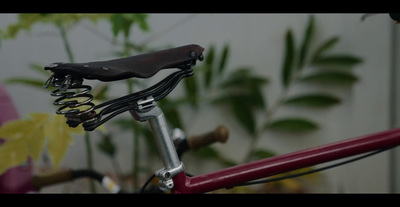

{"left": 136, "top": 96, "right": 156, "bottom": 113}
{"left": 155, "top": 162, "right": 184, "bottom": 191}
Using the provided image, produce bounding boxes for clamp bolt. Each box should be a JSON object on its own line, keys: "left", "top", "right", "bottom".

{"left": 164, "top": 172, "right": 171, "bottom": 179}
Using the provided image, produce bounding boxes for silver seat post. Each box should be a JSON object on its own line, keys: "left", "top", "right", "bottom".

{"left": 130, "top": 96, "right": 184, "bottom": 190}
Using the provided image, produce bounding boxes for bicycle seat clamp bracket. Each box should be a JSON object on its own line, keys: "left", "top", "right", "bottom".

{"left": 130, "top": 96, "right": 184, "bottom": 191}
{"left": 155, "top": 162, "right": 184, "bottom": 191}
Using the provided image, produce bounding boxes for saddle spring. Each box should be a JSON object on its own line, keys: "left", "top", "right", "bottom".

{"left": 43, "top": 68, "right": 194, "bottom": 131}
{"left": 44, "top": 74, "right": 98, "bottom": 127}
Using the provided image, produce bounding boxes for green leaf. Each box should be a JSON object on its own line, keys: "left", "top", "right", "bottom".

{"left": 312, "top": 54, "right": 362, "bottom": 67}
{"left": 192, "top": 146, "right": 219, "bottom": 159}
{"left": 111, "top": 118, "right": 135, "bottom": 131}
{"left": 281, "top": 29, "right": 295, "bottom": 88}
{"left": 97, "top": 134, "right": 117, "bottom": 157}
{"left": 2, "top": 14, "right": 110, "bottom": 40}
{"left": 213, "top": 90, "right": 265, "bottom": 111}
{"left": 109, "top": 14, "right": 149, "bottom": 38}
{"left": 132, "top": 14, "right": 150, "bottom": 32}
{"left": 218, "top": 85, "right": 267, "bottom": 109}
{"left": 310, "top": 37, "right": 339, "bottom": 62}
{"left": 283, "top": 93, "right": 341, "bottom": 107}
{"left": 191, "top": 146, "right": 237, "bottom": 167}
{"left": 110, "top": 14, "right": 126, "bottom": 37}
{"left": 213, "top": 93, "right": 257, "bottom": 135}
{"left": 220, "top": 67, "right": 269, "bottom": 90}
{"left": 203, "top": 45, "right": 215, "bottom": 88}
{"left": 267, "top": 118, "right": 319, "bottom": 132}
{"left": 232, "top": 100, "right": 256, "bottom": 136}
{"left": 158, "top": 98, "right": 183, "bottom": 129}
{"left": 298, "top": 15, "right": 315, "bottom": 69}
{"left": 183, "top": 76, "right": 198, "bottom": 108}
{"left": 210, "top": 94, "right": 231, "bottom": 105}
{"left": 218, "top": 44, "right": 230, "bottom": 75}
{"left": 249, "top": 87, "right": 267, "bottom": 109}
{"left": 92, "top": 83, "right": 109, "bottom": 100}
{"left": 141, "top": 127, "right": 158, "bottom": 154}
{"left": 300, "top": 71, "right": 359, "bottom": 85}
{"left": 29, "top": 63, "right": 51, "bottom": 77}
{"left": 251, "top": 149, "right": 276, "bottom": 160}
{"left": 5, "top": 77, "right": 46, "bottom": 89}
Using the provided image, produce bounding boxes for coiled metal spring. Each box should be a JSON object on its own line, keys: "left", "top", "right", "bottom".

{"left": 44, "top": 74, "right": 98, "bottom": 127}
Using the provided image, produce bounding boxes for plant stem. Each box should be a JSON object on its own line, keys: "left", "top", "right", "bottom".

{"left": 243, "top": 70, "right": 299, "bottom": 163}
{"left": 243, "top": 89, "right": 288, "bottom": 163}
{"left": 127, "top": 80, "right": 140, "bottom": 191}
{"left": 127, "top": 81, "right": 140, "bottom": 191}
{"left": 110, "top": 156, "right": 129, "bottom": 191}
{"left": 57, "top": 21, "right": 97, "bottom": 193}
{"left": 84, "top": 132, "right": 97, "bottom": 193}
{"left": 57, "top": 23, "right": 75, "bottom": 63}
{"left": 133, "top": 122, "right": 140, "bottom": 191}
{"left": 123, "top": 34, "right": 131, "bottom": 57}
{"left": 121, "top": 32, "right": 140, "bottom": 191}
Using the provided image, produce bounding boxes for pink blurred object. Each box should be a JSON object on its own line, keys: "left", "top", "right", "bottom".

{"left": 0, "top": 83, "right": 33, "bottom": 193}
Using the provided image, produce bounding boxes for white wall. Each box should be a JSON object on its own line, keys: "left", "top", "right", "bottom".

{"left": 0, "top": 13, "right": 396, "bottom": 193}
{"left": 391, "top": 20, "right": 400, "bottom": 193}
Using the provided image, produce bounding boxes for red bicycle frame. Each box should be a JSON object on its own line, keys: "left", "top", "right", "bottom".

{"left": 171, "top": 127, "right": 400, "bottom": 193}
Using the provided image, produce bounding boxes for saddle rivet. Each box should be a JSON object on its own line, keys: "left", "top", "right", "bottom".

{"left": 190, "top": 51, "right": 197, "bottom": 58}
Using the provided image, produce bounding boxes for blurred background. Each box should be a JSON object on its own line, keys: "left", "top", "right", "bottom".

{"left": 0, "top": 13, "right": 399, "bottom": 193}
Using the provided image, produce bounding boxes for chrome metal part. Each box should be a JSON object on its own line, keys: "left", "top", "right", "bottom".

{"left": 171, "top": 128, "right": 186, "bottom": 148}
{"left": 155, "top": 162, "right": 184, "bottom": 191}
{"left": 130, "top": 99, "right": 183, "bottom": 190}
{"left": 136, "top": 96, "right": 156, "bottom": 112}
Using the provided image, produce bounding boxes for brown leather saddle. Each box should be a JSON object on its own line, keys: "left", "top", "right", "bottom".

{"left": 44, "top": 44, "right": 204, "bottom": 82}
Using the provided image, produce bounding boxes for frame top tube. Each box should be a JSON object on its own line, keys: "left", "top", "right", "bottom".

{"left": 172, "top": 127, "right": 400, "bottom": 193}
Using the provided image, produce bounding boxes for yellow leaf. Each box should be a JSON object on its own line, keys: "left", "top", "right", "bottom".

{"left": 95, "top": 124, "right": 106, "bottom": 134}
{"left": 288, "top": 167, "right": 321, "bottom": 183}
{"left": 29, "top": 113, "right": 50, "bottom": 124}
{"left": 0, "top": 114, "right": 48, "bottom": 175}
{"left": 45, "top": 115, "right": 75, "bottom": 169}
{"left": 0, "top": 112, "right": 49, "bottom": 140}
{"left": 0, "top": 111, "right": 99, "bottom": 173}
{"left": 48, "top": 131, "right": 73, "bottom": 169}
{"left": 23, "top": 113, "right": 49, "bottom": 161}
{"left": 25, "top": 127, "right": 46, "bottom": 161}
{"left": 0, "top": 138, "right": 29, "bottom": 175}
{"left": 280, "top": 179, "right": 302, "bottom": 192}
{"left": 0, "top": 120, "right": 31, "bottom": 140}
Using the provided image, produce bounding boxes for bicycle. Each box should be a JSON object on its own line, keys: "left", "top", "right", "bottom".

{"left": 38, "top": 32, "right": 400, "bottom": 193}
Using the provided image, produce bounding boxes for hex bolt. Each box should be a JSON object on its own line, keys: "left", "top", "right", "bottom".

{"left": 164, "top": 172, "right": 171, "bottom": 179}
